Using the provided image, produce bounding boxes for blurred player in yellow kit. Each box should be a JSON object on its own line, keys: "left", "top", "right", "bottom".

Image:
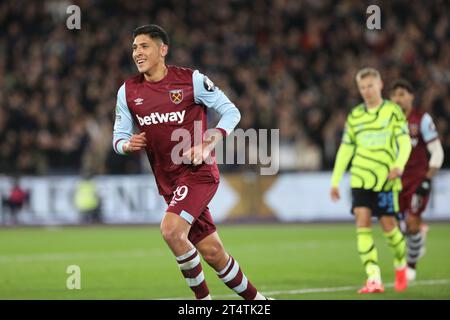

{"left": 331, "top": 68, "right": 412, "bottom": 293}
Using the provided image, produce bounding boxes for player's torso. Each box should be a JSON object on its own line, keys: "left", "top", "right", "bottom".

{"left": 403, "top": 109, "right": 429, "bottom": 183}
{"left": 125, "top": 66, "right": 206, "bottom": 162}
{"left": 348, "top": 101, "right": 403, "bottom": 191}
{"left": 349, "top": 102, "right": 399, "bottom": 152}
{"left": 123, "top": 66, "right": 218, "bottom": 195}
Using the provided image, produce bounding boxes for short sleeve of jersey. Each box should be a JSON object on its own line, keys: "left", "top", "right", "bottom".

{"left": 420, "top": 112, "right": 439, "bottom": 143}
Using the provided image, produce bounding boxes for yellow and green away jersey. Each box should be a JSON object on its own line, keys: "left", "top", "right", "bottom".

{"left": 331, "top": 99, "right": 412, "bottom": 192}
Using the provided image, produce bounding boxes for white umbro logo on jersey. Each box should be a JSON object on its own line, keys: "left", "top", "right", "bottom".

{"left": 134, "top": 98, "right": 144, "bottom": 105}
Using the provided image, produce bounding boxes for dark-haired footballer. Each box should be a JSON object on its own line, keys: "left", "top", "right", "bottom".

{"left": 113, "top": 24, "right": 268, "bottom": 300}
{"left": 390, "top": 79, "right": 444, "bottom": 282}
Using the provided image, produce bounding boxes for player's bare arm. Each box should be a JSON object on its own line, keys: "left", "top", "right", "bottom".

{"left": 425, "top": 139, "right": 444, "bottom": 179}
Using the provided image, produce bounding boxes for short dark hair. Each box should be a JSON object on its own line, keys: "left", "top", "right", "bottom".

{"left": 132, "top": 24, "right": 169, "bottom": 45}
{"left": 390, "top": 79, "right": 414, "bottom": 94}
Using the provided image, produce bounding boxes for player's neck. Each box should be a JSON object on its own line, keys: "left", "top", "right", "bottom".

{"left": 143, "top": 63, "right": 168, "bottom": 82}
{"left": 404, "top": 105, "right": 413, "bottom": 117}
{"left": 366, "top": 97, "right": 383, "bottom": 109}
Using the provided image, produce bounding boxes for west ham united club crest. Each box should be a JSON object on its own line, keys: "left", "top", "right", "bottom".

{"left": 169, "top": 89, "right": 183, "bottom": 105}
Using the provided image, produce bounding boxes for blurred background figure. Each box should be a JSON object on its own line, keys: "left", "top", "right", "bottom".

{"left": 0, "top": 0, "right": 449, "bottom": 176}
{"left": 73, "top": 173, "right": 102, "bottom": 224}
{"left": 1, "top": 176, "right": 29, "bottom": 225}
{"left": 0, "top": 0, "right": 449, "bottom": 225}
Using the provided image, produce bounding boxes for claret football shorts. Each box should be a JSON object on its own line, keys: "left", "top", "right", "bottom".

{"left": 399, "top": 180, "right": 430, "bottom": 217}
{"left": 164, "top": 174, "right": 219, "bottom": 245}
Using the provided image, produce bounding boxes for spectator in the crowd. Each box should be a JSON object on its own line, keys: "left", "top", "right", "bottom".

{"left": 0, "top": 0, "right": 449, "bottom": 175}
{"left": 1, "top": 176, "right": 29, "bottom": 225}
{"left": 73, "top": 173, "right": 102, "bottom": 224}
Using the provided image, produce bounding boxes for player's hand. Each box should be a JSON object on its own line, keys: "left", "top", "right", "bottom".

{"left": 330, "top": 187, "right": 340, "bottom": 202}
{"left": 183, "top": 129, "right": 223, "bottom": 166}
{"left": 388, "top": 167, "right": 402, "bottom": 180}
{"left": 123, "top": 132, "right": 147, "bottom": 153}
{"left": 183, "top": 144, "right": 204, "bottom": 166}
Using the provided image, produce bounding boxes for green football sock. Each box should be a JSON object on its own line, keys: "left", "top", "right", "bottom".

{"left": 357, "top": 228, "right": 381, "bottom": 282}
{"left": 384, "top": 226, "right": 407, "bottom": 269}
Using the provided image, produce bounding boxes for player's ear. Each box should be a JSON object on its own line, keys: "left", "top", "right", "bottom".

{"left": 160, "top": 44, "right": 168, "bottom": 58}
{"left": 379, "top": 79, "right": 384, "bottom": 90}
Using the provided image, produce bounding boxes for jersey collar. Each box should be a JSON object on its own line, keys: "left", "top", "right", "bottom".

{"left": 364, "top": 99, "right": 385, "bottom": 114}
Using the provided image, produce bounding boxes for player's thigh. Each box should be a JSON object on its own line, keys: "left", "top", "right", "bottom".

{"left": 160, "top": 211, "right": 192, "bottom": 239}
{"left": 351, "top": 189, "right": 373, "bottom": 228}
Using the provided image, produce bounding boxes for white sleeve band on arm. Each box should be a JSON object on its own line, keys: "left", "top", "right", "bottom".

{"left": 427, "top": 139, "right": 444, "bottom": 169}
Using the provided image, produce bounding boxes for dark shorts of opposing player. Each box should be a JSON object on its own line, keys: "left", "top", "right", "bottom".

{"left": 164, "top": 174, "right": 219, "bottom": 245}
{"left": 351, "top": 188, "right": 399, "bottom": 218}
{"left": 399, "top": 180, "right": 430, "bottom": 217}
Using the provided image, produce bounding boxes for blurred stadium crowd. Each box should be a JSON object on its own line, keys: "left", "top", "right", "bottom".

{"left": 1, "top": 0, "right": 449, "bottom": 176}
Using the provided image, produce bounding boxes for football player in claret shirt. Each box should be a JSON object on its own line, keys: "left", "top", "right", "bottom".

{"left": 390, "top": 79, "right": 444, "bottom": 281}
{"left": 113, "top": 25, "right": 268, "bottom": 300}
{"left": 330, "top": 68, "right": 412, "bottom": 294}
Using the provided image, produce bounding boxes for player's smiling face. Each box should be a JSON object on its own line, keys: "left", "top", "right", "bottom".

{"left": 132, "top": 34, "right": 167, "bottom": 74}
{"left": 357, "top": 75, "right": 383, "bottom": 105}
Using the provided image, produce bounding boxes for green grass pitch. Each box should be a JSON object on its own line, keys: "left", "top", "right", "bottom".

{"left": 0, "top": 223, "right": 449, "bottom": 299}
